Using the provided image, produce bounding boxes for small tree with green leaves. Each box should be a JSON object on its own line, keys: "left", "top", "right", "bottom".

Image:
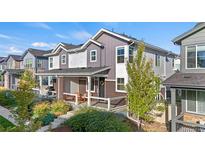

{"left": 126, "top": 42, "right": 161, "bottom": 124}
{"left": 13, "top": 70, "right": 40, "bottom": 131}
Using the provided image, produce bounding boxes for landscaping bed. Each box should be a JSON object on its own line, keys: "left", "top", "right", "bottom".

{"left": 0, "top": 115, "right": 15, "bottom": 131}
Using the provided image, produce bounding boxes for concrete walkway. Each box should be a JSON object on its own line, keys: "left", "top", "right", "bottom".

{"left": 37, "top": 111, "right": 75, "bottom": 132}
{"left": 0, "top": 105, "right": 17, "bottom": 125}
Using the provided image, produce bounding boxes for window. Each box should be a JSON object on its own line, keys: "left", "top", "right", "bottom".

{"left": 117, "top": 78, "right": 125, "bottom": 91}
{"left": 197, "top": 45, "right": 205, "bottom": 68}
{"left": 187, "top": 90, "right": 197, "bottom": 112}
{"left": 172, "top": 58, "right": 175, "bottom": 68}
{"left": 86, "top": 77, "right": 95, "bottom": 92}
{"left": 129, "top": 46, "right": 134, "bottom": 63}
{"left": 186, "top": 45, "right": 205, "bottom": 69}
{"left": 25, "top": 58, "right": 33, "bottom": 68}
{"left": 90, "top": 50, "right": 97, "bottom": 62}
{"left": 37, "top": 59, "right": 43, "bottom": 68}
{"left": 49, "top": 57, "right": 53, "bottom": 68}
{"left": 117, "top": 47, "right": 125, "bottom": 63}
{"left": 61, "top": 54, "right": 66, "bottom": 64}
{"left": 186, "top": 90, "right": 205, "bottom": 114}
{"left": 187, "top": 46, "right": 196, "bottom": 68}
{"left": 155, "top": 54, "right": 160, "bottom": 67}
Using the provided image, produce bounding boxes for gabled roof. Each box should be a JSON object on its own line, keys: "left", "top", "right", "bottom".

{"left": 0, "top": 57, "right": 6, "bottom": 63}
{"left": 81, "top": 39, "right": 103, "bottom": 49}
{"left": 45, "top": 42, "right": 82, "bottom": 56}
{"left": 163, "top": 72, "right": 205, "bottom": 89}
{"left": 5, "top": 55, "right": 23, "bottom": 62}
{"left": 172, "top": 22, "right": 205, "bottom": 45}
{"left": 22, "top": 48, "right": 52, "bottom": 58}
{"left": 88, "top": 28, "right": 178, "bottom": 57}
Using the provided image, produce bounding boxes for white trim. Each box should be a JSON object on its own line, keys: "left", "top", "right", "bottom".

{"left": 115, "top": 77, "right": 126, "bottom": 93}
{"left": 90, "top": 50, "right": 97, "bottom": 62}
{"left": 86, "top": 77, "right": 95, "bottom": 93}
{"left": 91, "top": 28, "right": 131, "bottom": 42}
{"left": 184, "top": 89, "right": 205, "bottom": 115}
{"left": 81, "top": 39, "right": 103, "bottom": 49}
{"left": 116, "top": 46, "right": 125, "bottom": 64}
{"left": 49, "top": 57, "right": 53, "bottom": 69}
{"left": 44, "top": 43, "right": 68, "bottom": 56}
{"left": 185, "top": 45, "right": 205, "bottom": 69}
{"left": 105, "top": 79, "right": 116, "bottom": 82}
{"left": 61, "top": 54, "right": 66, "bottom": 64}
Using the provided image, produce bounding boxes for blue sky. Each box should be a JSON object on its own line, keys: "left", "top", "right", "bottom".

{"left": 0, "top": 22, "right": 195, "bottom": 57}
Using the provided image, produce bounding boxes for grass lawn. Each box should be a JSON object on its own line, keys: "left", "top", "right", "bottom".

{"left": 0, "top": 115, "right": 15, "bottom": 130}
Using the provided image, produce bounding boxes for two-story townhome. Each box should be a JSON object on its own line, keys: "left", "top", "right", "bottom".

{"left": 3, "top": 55, "right": 24, "bottom": 89}
{"left": 0, "top": 57, "right": 6, "bottom": 86}
{"left": 22, "top": 48, "right": 51, "bottom": 93}
{"left": 164, "top": 22, "right": 205, "bottom": 132}
{"left": 37, "top": 28, "right": 178, "bottom": 112}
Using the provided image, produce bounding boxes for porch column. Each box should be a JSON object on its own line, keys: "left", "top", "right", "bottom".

{"left": 57, "top": 76, "right": 60, "bottom": 99}
{"left": 39, "top": 76, "right": 43, "bottom": 95}
{"left": 87, "top": 76, "right": 91, "bottom": 106}
{"left": 171, "top": 88, "right": 176, "bottom": 132}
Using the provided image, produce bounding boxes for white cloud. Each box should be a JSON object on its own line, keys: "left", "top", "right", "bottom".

{"left": 0, "top": 33, "right": 11, "bottom": 39}
{"left": 32, "top": 42, "right": 50, "bottom": 47}
{"left": 29, "top": 23, "right": 52, "bottom": 30}
{"left": 71, "top": 31, "right": 92, "bottom": 41}
{"left": 8, "top": 46, "right": 23, "bottom": 54}
{"left": 55, "top": 34, "right": 69, "bottom": 39}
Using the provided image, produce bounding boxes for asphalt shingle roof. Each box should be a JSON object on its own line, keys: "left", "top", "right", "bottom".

{"left": 37, "top": 66, "right": 110, "bottom": 76}
{"left": 163, "top": 72, "right": 205, "bottom": 88}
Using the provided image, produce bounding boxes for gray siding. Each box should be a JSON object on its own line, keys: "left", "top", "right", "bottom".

{"left": 86, "top": 33, "right": 128, "bottom": 79}
{"left": 58, "top": 49, "right": 68, "bottom": 69}
{"left": 181, "top": 28, "right": 205, "bottom": 73}
{"left": 23, "top": 52, "right": 35, "bottom": 68}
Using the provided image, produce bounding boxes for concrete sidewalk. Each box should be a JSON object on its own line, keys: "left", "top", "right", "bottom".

{"left": 0, "top": 105, "right": 17, "bottom": 125}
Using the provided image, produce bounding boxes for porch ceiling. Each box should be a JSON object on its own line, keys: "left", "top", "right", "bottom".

{"left": 163, "top": 72, "right": 205, "bottom": 89}
{"left": 36, "top": 66, "right": 110, "bottom": 77}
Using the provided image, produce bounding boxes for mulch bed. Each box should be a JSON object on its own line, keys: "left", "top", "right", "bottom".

{"left": 51, "top": 125, "right": 72, "bottom": 132}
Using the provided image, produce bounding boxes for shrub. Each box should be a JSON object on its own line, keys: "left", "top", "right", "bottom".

{"left": 41, "top": 113, "right": 55, "bottom": 126}
{"left": 50, "top": 100, "right": 71, "bottom": 116}
{"left": 0, "top": 115, "right": 15, "bottom": 131}
{"left": 33, "top": 102, "right": 50, "bottom": 119}
{"left": 0, "top": 90, "right": 16, "bottom": 109}
{"left": 65, "top": 108, "right": 132, "bottom": 132}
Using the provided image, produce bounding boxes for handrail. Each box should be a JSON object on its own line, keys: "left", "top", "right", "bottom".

{"left": 175, "top": 119, "right": 205, "bottom": 129}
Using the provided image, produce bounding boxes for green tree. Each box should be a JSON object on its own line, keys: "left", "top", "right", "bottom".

{"left": 126, "top": 42, "right": 161, "bottom": 124}
{"left": 13, "top": 70, "right": 40, "bottom": 131}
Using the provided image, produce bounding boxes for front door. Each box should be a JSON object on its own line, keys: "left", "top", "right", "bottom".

{"left": 99, "top": 77, "right": 105, "bottom": 97}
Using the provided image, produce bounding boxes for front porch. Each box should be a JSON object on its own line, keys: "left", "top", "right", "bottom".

{"left": 36, "top": 67, "right": 127, "bottom": 111}
{"left": 170, "top": 88, "right": 205, "bottom": 132}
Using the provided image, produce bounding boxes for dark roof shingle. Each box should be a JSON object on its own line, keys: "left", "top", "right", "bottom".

{"left": 163, "top": 72, "right": 205, "bottom": 88}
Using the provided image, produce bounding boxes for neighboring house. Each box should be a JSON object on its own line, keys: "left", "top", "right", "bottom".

{"left": 0, "top": 57, "right": 7, "bottom": 86}
{"left": 37, "top": 28, "right": 178, "bottom": 111}
{"left": 2, "top": 55, "right": 24, "bottom": 90}
{"left": 173, "top": 56, "right": 180, "bottom": 71}
{"left": 22, "top": 48, "right": 51, "bottom": 92}
{"left": 164, "top": 22, "right": 205, "bottom": 132}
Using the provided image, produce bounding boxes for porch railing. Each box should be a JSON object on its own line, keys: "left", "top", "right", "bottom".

{"left": 176, "top": 119, "right": 205, "bottom": 132}
{"left": 88, "top": 96, "right": 126, "bottom": 111}
{"left": 63, "top": 93, "right": 78, "bottom": 105}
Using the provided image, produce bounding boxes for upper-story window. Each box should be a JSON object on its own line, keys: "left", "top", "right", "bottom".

{"left": 25, "top": 58, "right": 32, "bottom": 68}
{"left": 37, "top": 59, "right": 43, "bottom": 68}
{"left": 186, "top": 45, "right": 205, "bottom": 69}
{"left": 117, "top": 47, "right": 125, "bottom": 63}
{"left": 61, "top": 54, "right": 66, "bottom": 64}
{"left": 155, "top": 54, "right": 160, "bottom": 67}
{"left": 90, "top": 50, "right": 97, "bottom": 62}
{"left": 49, "top": 57, "right": 53, "bottom": 68}
{"left": 129, "top": 46, "right": 134, "bottom": 63}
